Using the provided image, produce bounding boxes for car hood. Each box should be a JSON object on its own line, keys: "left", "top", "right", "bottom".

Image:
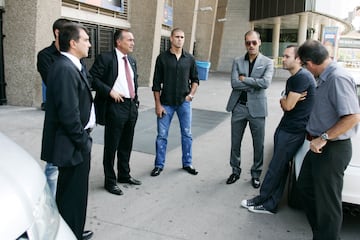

{"left": 0, "top": 132, "right": 46, "bottom": 239}
{"left": 350, "top": 127, "right": 360, "bottom": 167}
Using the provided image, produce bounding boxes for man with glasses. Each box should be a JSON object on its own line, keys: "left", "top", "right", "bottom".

{"left": 297, "top": 39, "right": 360, "bottom": 240}
{"left": 225, "top": 30, "right": 273, "bottom": 188}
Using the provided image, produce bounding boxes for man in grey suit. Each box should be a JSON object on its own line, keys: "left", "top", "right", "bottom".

{"left": 225, "top": 30, "right": 274, "bottom": 188}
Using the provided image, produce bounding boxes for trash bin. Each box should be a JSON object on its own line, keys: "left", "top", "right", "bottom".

{"left": 196, "top": 61, "right": 211, "bottom": 80}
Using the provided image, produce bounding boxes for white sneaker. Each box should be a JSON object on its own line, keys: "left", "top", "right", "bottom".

{"left": 248, "top": 205, "right": 274, "bottom": 214}
{"left": 241, "top": 198, "right": 257, "bottom": 209}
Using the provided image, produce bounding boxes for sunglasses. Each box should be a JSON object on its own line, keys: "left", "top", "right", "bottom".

{"left": 245, "top": 40, "right": 258, "bottom": 46}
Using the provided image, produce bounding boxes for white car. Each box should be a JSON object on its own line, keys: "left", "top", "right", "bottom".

{"left": 288, "top": 83, "right": 360, "bottom": 215}
{"left": 0, "top": 132, "right": 76, "bottom": 239}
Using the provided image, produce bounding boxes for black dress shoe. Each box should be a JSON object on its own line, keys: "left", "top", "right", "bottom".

{"left": 226, "top": 173, "right": 240, "bottom": 184}
{"left": 151, "top": 167, "right": 163, "bottom": 176}
{"left": 251, "top": 177, "right": 261, "bottom": 189}
{"left": 182, "top": 166, "right": 198, "bottom": 175}
{"left": 82, "top": 230, "right": 93, "bottom": 240}
{"left": 118, "top": 177, "right": 142, "bottom": 185}
{"left": 105, "top": 184, "right": 123, "bottom": 195}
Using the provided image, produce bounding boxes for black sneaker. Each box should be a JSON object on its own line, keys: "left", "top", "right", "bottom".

{"left": 248, "top": 205, "right": 274, "bottom": 214}
{"left": 241, "top": 198, "right": 257, "bottom": 209}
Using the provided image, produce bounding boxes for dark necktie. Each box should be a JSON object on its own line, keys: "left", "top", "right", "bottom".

{"left": 123, "top": 56, "right": 135, "bottom": 99}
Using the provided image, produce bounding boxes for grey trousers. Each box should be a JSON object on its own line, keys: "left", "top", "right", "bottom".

{"left": 229, "top": 103, "right": 265, "bottom": 178}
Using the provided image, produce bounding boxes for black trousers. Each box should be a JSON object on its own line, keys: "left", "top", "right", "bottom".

{"left": 254, "top": 127, "right": 305, "bottom": 212}
{"left": 297, "top": 139, "right": 352, "bottom": 240}
{"left": 103, "top": 99, "right": 138, "bottom": 186}
{"left": 56, "top": 151, "right": 90, "bottom": 240}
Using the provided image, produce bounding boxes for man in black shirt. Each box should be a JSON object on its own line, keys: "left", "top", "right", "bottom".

{"left": 151, "top": 28, "right": 199, "bottom": 177}
{"left": 37, "top": 18, "right": 70, "bottom": 197}
{"left": 241, "top": 45, "right": 315, "bottom": 214}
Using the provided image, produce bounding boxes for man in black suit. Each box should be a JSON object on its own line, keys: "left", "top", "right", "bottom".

{"left": 41, "top": 23, "right": 94, "bottom": 240}
{"left": 90, "top": 29, "right": 141, "bottom": 196}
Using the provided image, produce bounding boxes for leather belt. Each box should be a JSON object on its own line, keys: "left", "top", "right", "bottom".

{"left": 109, "top": 97, "right": 136, "bottom": 103}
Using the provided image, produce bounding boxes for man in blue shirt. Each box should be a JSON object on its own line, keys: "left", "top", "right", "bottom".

{"left": 297, "top": 39, "right": 360, "bottom": 240}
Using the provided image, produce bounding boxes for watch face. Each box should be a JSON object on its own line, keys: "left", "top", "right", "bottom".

{"left": 321, "top": 133, "right": 328, "bottom": 140}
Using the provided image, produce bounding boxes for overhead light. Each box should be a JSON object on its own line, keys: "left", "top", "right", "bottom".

{"left": 199, "top": 6, "right": 213, "bottom": 12}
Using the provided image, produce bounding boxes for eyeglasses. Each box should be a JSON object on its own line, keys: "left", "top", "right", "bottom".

{"left": 245, "top": 40, "right": 258, "bottom": 46}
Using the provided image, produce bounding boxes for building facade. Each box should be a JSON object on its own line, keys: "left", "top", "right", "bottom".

{"left": 0, "top": 0, "right": 353, "bottom": 107}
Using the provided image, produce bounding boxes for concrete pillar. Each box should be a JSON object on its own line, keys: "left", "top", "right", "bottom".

{"left": 216, "top": 0, "right": 251, "bottom": 72}
{"left": 298, "top": 13, "right": 308, "bottom": 45}
{"left": 189, "top": 0, "right": 200, "bottom": 54}
{"left": 4, "top": 0, "right": 60, "bottom": 106}
{"left": 130, "top": 0, "right": 163, "bottom": 86}
{"left": 194, "top": 0, "right": 218, "bottom": 61}
{"left": 312, "top": 16, "right": 320, "bottom": 40}
{"left": 173, "top": 1, "right": 197, "bottom": 54}
{"left": 272, "top": 17, "right": 281, "bottom": 61}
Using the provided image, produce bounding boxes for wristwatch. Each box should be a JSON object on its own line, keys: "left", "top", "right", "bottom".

{"left": 320, "top": 132, "right": 329, "bottom": 141}
{"left": 188, "top": 94, "right": 194, "bottom": 100}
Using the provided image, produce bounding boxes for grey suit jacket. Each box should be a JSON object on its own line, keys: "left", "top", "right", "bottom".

{"left": 226, "top": 53, "right": 274, "bottom": 117}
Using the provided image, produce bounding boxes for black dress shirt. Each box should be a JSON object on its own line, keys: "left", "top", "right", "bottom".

{"left": 37, "top": 42, "right": 61, "bottom": 86}
{"left": 239, "top": 53, "right": 258, "bottom": 103}
{"left": 152, "top": 49, "right": 199, "bottom": 106}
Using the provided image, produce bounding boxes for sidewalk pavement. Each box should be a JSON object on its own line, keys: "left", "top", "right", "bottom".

{"left": 0, "top": 72, "right": 313, "bottom": 240}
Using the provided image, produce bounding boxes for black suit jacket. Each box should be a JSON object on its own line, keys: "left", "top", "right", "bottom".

{"left": 41, "top": 55, "right": 93, "bottom": 167}
{"left": 90, "top": 50, "right": 139, "bottom": 125}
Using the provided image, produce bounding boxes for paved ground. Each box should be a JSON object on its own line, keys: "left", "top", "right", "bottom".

{"left": 1, "top": 72, "right": 359, "bottom": 240}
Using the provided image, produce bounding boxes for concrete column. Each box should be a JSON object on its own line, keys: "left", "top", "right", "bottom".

{"left": 173, "top": 1, "right": 196, "bottom": 54}
{"left": 4, "top": 0, "right": 60, "bottom": 106}
{"left": 298, "top": 13, "right": 308, "bottom": 45}
{"left": 272, "top": 17, "right": 281, "bottom": 60}
{"left": 194, "top": 0, "right": 218, "bottom": 61}
{"left": 312, "top": 16, "right": 320, "bottom": 40}
{"left": 130, "top": 0, "right": 163, "bottom": 86}
{"left": 189, "top": 0, "right": 200, "bottom": 54}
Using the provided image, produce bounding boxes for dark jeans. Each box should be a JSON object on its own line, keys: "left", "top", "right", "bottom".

{"left": 297, "top": 139, "right": 352, "bottom": 240}
{"left": 254, "top": 127, "right": 305, "bottom": 212}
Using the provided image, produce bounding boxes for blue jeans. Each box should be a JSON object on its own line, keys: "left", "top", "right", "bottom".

{"left": 155, "top": 101, "right": 193, "bottom": 169}
{"left": 42, "top": 81, "right": 46, "bottom": 102}
{"left": 44, "top": 162, "right": 58, "bottom": 198}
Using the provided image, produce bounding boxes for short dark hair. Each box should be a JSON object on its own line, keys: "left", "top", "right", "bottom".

{"left": 113, "top": 29, "right": 130, "bottom": 47}
{"left": 244, "top": 30, "right": 260, "bottom": 40}
{"left": 52, "top": 18, "right": 70, "bottom": 38}
{"left": 171, "top": 27, "right": 184, "bottom": 36}
{"left": 297, "top": 40, "right": 329, "bottom": 65}
{"left": 285, "top": 45, "right": 299, "bottom": 58}
{"left": 59, "top": 23, "right": 88, "bottom": 52}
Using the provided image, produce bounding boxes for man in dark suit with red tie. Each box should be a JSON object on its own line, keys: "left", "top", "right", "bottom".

{"left": 90, "top": 29, "right": 141, "bottom": 196}
{"left": 41, "top": 23, "right": 94, "bottom": 239}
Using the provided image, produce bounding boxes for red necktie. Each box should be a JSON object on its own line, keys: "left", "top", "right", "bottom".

{"left": 123, "top": 56, "right": 135, "bottom": 99}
